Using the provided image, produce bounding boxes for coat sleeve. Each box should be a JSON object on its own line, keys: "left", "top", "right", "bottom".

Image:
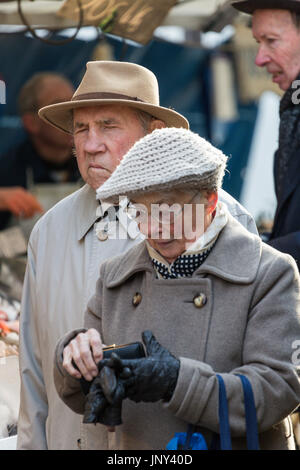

{"left": 53, "top": 275, "right": 104, "bottom": 415}
{"left": 17, "top": 235, "right": 48, "bottom": 450}
{"left": 166, "top": 253, "right": 300, "bottom": 437}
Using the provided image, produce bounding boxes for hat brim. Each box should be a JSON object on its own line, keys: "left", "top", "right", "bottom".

{"left": 232, "top": 0, "right": 300, "bottom": 14}
{"left": 38, "top": 99, "right": 189, "bottom": 133}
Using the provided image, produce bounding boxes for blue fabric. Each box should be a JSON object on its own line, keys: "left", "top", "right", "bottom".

{"left": 166, "top": 373, "right": 259, "bottom": 451}
{"left": 216, "top": 374, "right": 232, "bottom": 450}
{"left": 235, "top": 374, "right": 260, "bottom": 450}
{"left": 166, "top": 431, "right": 208, "bottom": 450}
{"left": 216, "top": 373, "right": 260, "bottom": 450}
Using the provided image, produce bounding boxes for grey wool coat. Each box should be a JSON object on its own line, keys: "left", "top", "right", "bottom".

{"left": 54, "top": 214, "right": 300, "bottom": 450}
{"left": 17, "top": 183, "right": 256, "bottom": 450}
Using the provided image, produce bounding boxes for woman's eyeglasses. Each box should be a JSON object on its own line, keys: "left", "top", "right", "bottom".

{"left": 124, "top": 191, "right": 201, "bottom": 225}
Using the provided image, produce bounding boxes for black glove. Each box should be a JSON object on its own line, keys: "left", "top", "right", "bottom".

{"left": 106, "top": 330, "right": 180, "bottom": 403}
{"left": 83, "top": 376, "right": 109, "bottom": 424}
{"left": 83, "top": 356, "right": 130, "bottom": 426}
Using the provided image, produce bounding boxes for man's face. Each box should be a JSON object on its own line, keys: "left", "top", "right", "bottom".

{"left": 252, "top": 9, "right": 300, "bottom": 91}
{"left": 73, "top": 105, "right": 147, "bottom": 190}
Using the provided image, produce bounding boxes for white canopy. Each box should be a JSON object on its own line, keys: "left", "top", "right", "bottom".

{"left": 0, "top": 0, "right": 232, "bottom": 32}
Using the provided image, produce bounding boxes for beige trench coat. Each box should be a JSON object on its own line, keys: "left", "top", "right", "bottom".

{"left": 17, "top": 184, "right": 142, "bottom": 450}
{"left": 17, "top": 185, "right": 257, "bottom": 450}
{"left": 54, "top": 214, "right": 300, "bottom": 450}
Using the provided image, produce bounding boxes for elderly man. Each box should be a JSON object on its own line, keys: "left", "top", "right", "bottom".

{"left": 54, "top": 128, "right": 300, "bottom": 450}
{"left": 232, "top": 0, "right": 300, "bottom": 268}
{"left": 17, "top": 60, "right": 257, "bottom": 450}
{"left": 0, "top": 72, "right": 79, "bottom": 230}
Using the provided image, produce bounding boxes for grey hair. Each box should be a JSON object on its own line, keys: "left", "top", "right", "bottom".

{"left": 18, "top": 72, "right": 72, "bottom": 116}
{"left": 131, "top": 108, "right": 160, "bottom": 134}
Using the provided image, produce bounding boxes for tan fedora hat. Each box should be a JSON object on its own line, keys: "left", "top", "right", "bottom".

{"left": 38, "top": 61, "right": 189, "bottom": 134}
{"left": 232, "top": 0, "right": 300, "bottom": 14}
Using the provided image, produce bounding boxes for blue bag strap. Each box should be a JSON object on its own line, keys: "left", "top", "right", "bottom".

{"left": 216, "top": 374, "right": 232, "bottom": 450}
{"left": 183, "top": 424, "right": 194, "bottom": 450}
{"left": 183, "top": 374, "right": 259, "bottom": 450}
{"left": 235, "top": 374, "right": 260, "bottom": 450}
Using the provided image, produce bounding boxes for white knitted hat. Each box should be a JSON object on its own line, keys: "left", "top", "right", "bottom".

{"left": 97, "top": 128, "right": 228, "bottom": 203}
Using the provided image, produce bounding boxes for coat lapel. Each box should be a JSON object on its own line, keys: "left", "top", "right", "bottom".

{"left": 194, "top": 214, "right": 261, "bottom": 283}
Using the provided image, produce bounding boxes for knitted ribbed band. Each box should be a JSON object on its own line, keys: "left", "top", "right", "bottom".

{"left": 97, "top": 128, "right": 228, "bottom": 203}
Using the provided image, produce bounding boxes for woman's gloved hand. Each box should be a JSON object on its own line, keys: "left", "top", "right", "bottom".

{"left": 83, "top": 330, "right": 180, "bottom": 425}
{"left": 83, "top": 377, "right": 108, "bottom": 424}
{"left": 83, "top": 363, "right": 127, "bottom": 426}
{"left": 105, "top": 330, "right": 180, "bottom": 403}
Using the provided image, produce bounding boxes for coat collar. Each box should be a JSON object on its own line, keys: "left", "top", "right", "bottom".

{"left": 273, "top": 147, "right": 300, "bottom": 220}
{"left": 105, "top": 213, "right": 262, "bottom": 288}
{"left": 194, "top": 213, "right": 261, "bottom": 283}
{"left": 76, "top": 184, "right": 140, "bottom": 241}
{"left": 279, "top": 72, "right": 300, "bottom": 115}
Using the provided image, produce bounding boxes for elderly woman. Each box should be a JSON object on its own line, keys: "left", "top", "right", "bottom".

{"left": 54, "top": 128, "right": 300, "bottom": 450}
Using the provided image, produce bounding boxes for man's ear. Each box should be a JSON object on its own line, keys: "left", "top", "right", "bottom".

{"left": 149, "top": 119, "right": 166, "bottom": 132}
{"left": 21, "top": 113, "right": 40, "bottom": 135}
{"left": 206, "top": 192, "right": 218, "bottom": 215}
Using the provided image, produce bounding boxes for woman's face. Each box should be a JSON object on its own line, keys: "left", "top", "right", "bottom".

{"left": 130, "top": 189, "right": 217, "bottom": 263}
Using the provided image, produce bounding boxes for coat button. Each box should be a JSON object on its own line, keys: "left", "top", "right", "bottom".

{"left": 132, "top": 292, "right": 142, "bottom": 307}
{"left": 193, "top": 294, "right": 207, "bottom": 308}
{"left": 97, "top": 229, "right": 109, "bottom": 241}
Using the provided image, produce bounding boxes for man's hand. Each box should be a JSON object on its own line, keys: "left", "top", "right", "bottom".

{"left": 0, "top": 187, "right": 44, "bottom": 218}
{"left": 62, "top": 328, "right": 104, "bottom": 381}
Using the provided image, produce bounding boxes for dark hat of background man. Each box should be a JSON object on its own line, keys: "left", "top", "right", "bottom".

{"left": 232, "top": 0, "right": 300, "bottom": 14}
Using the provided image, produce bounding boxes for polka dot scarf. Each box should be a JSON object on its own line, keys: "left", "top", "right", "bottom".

{"left": 148, "top": 202, "right": 229, "bottom": 279}
{"left": 151, "top": 244, "right": 215, "bottom": 279}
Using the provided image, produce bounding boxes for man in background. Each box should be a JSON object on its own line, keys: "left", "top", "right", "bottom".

{"left": 232, "top": 0, "right": 300, "bottom": 268}
{"left": 0, "top": 72, "right": 80, "bottom": 230}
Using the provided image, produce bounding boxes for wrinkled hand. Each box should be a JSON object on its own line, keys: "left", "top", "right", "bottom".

{"left": 62, "top": 328, "right": 104, "bottom": 381}
{"left": 0, "top": 187, "right": 44, "bottom": 218}
{"left": 101, "top": 331, "right": 180, "bottom": 404}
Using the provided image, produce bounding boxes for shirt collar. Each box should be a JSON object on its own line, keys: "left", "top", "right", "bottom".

{"left": 77, "top": 186, "right": 140, "bottom": 241}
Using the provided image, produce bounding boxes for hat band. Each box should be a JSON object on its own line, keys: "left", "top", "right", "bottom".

{"left": 72, "top": 92, "right": 145, "bottom": 102}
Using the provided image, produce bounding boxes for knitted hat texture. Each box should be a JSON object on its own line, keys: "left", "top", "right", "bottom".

{"left": 97, "top": 128, "right": 228, "bottom": 203}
